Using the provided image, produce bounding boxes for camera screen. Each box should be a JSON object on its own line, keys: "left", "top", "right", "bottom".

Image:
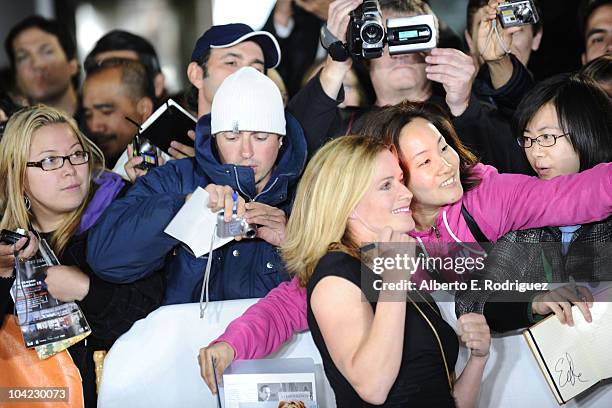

{"left": 399, "top": 30, "right": 419, "bottom": 40}
{"left": 141, "top": 153, "right": 157, "bottom": 166}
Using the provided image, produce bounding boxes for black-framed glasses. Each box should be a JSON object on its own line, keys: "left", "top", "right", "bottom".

{"left": 26, "top": 151, "right": 89, "bottom": 171}
{"left": 517, "top": 133, "right": 569, "bottom": 148}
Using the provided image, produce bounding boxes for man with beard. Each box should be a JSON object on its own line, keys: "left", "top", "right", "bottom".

{"left": 5, "top": 16, "right": 79, "bottom": 117}
{"left": 82, "top": 58, "right": 155, "bottom": 168}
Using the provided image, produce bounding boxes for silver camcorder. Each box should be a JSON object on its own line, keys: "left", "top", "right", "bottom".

{"left": 216, "top": 212, "right": 257, "bottom": 239}
{"left": 497, "top": 0, "right": 539, "bottom": 28}
{"left": 386, "top": 15, "right": 437, "bottom": 56}
{"left": 347, "top": 0, "right": 437, "bottom": 59}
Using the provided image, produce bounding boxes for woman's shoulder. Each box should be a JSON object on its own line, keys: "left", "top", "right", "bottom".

{"left": 315, "top": 251, "right": 360, "bottom": 271}
{"left": 309, "top": 251, "right": 361, "bottom": 290}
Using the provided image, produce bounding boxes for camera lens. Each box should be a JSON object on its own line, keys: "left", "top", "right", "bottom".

{"left": 362, "top": 23, "right": 384, "bottom": 44}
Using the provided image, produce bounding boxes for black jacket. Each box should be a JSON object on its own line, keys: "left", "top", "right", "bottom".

{"left": 288, "top": 71, "right": 532, "bottom": 174}
{"left": 473, "top": 53, "right": 535, "bottom": 120}
{"left": 0, "top": 173, "right": 165, "bottom": 408}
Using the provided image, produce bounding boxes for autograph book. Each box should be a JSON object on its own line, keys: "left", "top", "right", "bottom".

{"left": 138, "top": 98, "right": 196, "bottom": 154}
{"left": 523, "top": 296, "right": 612, "bottom": 404}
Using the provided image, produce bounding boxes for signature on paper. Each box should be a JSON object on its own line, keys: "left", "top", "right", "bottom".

{"left": 554, "top": 352, "right": 589, "bottom": 388}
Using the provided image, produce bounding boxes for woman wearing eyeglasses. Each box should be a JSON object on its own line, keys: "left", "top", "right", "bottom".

{"left": 457, "top": 74, "right": 612, "bottom": 330}
{"left": 0, "top": 105, "right": 164, "bottom": 407}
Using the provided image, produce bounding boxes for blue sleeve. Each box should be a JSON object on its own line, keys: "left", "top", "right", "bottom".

{"left": 87, "top": 161, "right": 198, "bottom": 283}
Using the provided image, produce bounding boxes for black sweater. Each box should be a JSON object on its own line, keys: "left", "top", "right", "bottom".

{"left": 288, "top": 70, "right": 532, "bottom": 175}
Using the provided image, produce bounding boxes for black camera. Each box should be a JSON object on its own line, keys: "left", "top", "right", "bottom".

{"left": 347, "top": 0, "right": 386, "bottom": 59}
{"left": 346, "top": 0, "right": 437, "bottom": 59}
{"left": 497, "top": 0, "right": 539, "bottom": 28}
{"left": 1, "top": 228, "right": 29, "bottom": 247}
{"left": 131, "top": 134, "right": 159, "bottom": 171}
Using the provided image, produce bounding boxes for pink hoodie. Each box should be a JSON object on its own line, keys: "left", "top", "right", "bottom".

{"left": 213, "top": 163, "right": 612, "bottom": 359}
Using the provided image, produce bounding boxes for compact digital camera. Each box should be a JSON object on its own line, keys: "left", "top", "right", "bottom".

{"left": 131, "top": 134, "right": 158, "bottom": 171}
{"left": 216, "top": 212, "right": 257, "bottom": 239}
{"left": 0, "top": 228, "right": 29, "bottom": 247}
{"left": 347, "top": 0, "right": 437, "bottom": 59}
{"left": 497, "top": 0, "right": 539, "bottom": 28}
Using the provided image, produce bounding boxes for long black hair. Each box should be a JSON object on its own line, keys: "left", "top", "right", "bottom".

{"left": 514, "top": 73, "right": 612, "bottom": 171}
{"left": 359, "top": 101, "right": 482, "bottom": 193}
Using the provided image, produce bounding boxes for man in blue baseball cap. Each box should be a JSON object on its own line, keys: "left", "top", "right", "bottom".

{"left": 186, "top": 23, "right": 281, "bottom": 119}
{"left": 122, "top": 23, "right": 282, "bottom": 164}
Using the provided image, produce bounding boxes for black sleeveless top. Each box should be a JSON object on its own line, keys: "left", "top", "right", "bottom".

{"left": 306, "top": 251, "right": 459, "bottom": 407}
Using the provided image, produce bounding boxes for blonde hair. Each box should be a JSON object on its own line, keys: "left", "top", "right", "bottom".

{"left": 281, "top": 135, "right": 388, "bottom": 287}
{"left": 0, "top": 105, "right": 106, "bottom": 255}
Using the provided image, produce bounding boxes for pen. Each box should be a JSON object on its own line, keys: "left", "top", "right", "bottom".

{"left": 232, "top": 191, "right": 238, "bottom": 214}
{"left": 212, "top": 356, "right": 222, "bottom": 407}
{"left": 569, "top": 276, "right": 584, "bottom": 302}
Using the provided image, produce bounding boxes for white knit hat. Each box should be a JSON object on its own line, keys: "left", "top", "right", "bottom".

{"left": 211, "top": 67, "right": 286, "bottom": 136}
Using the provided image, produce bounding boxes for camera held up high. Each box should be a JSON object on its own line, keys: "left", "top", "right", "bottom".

{"left": 346, "top": 0, "right": 437, "bottom": 59}
{"left": 497, "top": 0, "right": 539, "bottom": 29}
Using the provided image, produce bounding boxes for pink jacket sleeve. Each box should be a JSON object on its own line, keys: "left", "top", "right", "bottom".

{"left": 209, "top": 276, "right": 308, "bottom": 360}
{"left": 466, "top": 163, "right": 612, "bottom": 240}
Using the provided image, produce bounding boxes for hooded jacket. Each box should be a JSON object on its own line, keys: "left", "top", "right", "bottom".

{"left": 86, "top": 113, "right": 307, "bottom": 305}
{"left": 211, "top": 162, "right": 612, "bottom": 360}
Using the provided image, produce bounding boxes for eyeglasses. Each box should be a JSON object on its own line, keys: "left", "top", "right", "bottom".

{"left": 517, "top": 133, "right": 569, "bottom": 148}
{"left": 26, "top": 151, "right": 89, "bottom": 171}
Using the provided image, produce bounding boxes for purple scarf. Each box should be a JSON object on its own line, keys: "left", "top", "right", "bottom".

{"left": 78, "top": 172, "right": 125, "bottom": 234}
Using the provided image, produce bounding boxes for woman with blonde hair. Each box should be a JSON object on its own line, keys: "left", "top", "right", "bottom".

{"left": 0, "top": 105, "right": 164, "bottom": 407}
{"left": 204, "top": 135, "right": 491, "bottom": 406}
{"left": 201, "top": 100, "right": 612, "bottom": 402}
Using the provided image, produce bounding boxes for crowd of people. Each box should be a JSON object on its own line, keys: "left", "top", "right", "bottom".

{"left": 1, "top": 0, "right": 611, "bottom": 407}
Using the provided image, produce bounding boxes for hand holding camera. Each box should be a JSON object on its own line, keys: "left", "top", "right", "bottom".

{"left": 205, "top": 184, "right": 254, "bottom": 241}
{"left": 125, "top": 143, "right": 167, "bottom": 183}
{"left": 0, "top": 230, "right": 38, "bottom": 277}
{"left": 244, "top": 202, "right": 288, "bottom": 246}
{"left": 478, "top": 0, "right": 539, "bottom": 63}
{"left": 477, "top": 1, "right": 520, "bottom": 63}
{"left": 318, "top": 0, "right": 360, "bottom": 99}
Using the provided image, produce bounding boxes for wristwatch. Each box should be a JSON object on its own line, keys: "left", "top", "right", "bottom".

{"left": 320, "top": 25, "right": 349, "bottom": 62}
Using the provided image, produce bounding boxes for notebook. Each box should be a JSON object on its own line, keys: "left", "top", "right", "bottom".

{"left": 523, "top": 285, "right": 612, "bottom": 404}
{"left": 138, "top": 98, "right": 196, "bottom": 154}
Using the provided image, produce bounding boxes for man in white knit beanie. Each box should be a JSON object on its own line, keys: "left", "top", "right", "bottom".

{"left": 88, "top": 65, "right": 308, "bottom": 305}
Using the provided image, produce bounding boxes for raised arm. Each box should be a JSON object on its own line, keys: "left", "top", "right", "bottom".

{"left": 286, "top": 0, "right": 357, "bottom": 155}
{"left": 199, "top": 276, "right": 308, "bottom": 393}
{"left": 466, "top": 163, "right": 612, "bottom": 240}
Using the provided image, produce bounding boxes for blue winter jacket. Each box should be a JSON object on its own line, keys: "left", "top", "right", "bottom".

{"left": 86, "top": 112, "right": 307, "bottom": 304}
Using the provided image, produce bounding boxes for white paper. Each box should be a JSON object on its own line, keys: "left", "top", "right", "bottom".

{"left": 164, "top": 187, "right": 233, "bottom": 257}
{"left": 222, "top": 358, "right": 317, "bottom": 408}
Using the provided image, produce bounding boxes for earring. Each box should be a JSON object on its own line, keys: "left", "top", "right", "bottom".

{"left": 24, "top": 196, "right": 31, "bottom": 211}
